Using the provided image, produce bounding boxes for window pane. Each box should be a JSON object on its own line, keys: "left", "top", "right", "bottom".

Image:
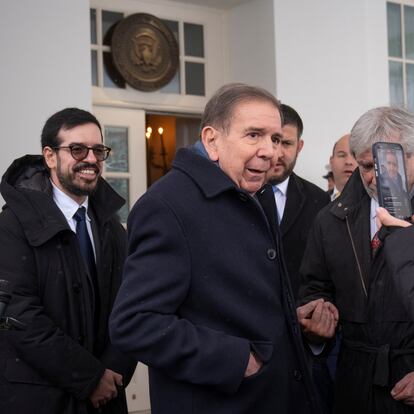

{"left": 90, "top": 9, "right": 97, "bottom": 44}
{"left": 106, "top": 178, "right": 129, "bottom": 223}
{"left": 389, "top": 61, "right": 404, "bottom": 106}
{"left": 104, "top": 126, "right": 129, "bottom": 172}
{"left": 184, "top": 23, "right": 204, "bottom": 57}
{"left": 175, "top": 117, "right": 201, "bottom": 148}
{"left": 159, "top": 68, "right": 180, "bottom": 94}
{"left": 162, "top": 19, "right": 179, "bottom": 43}
{"left": 103, "top": 51, "right": 125, "bottom": 88}
{"left": 91, "top": 50, "right": 98, "bottom": 86}
{"left": 185, "top": 62, "right": 205, "bottom": 96}
{"left": 387, "top": 2, "right": 402, "bottom": 58}
{"left": 405, "top": 6, "right": 414, "bottom": 59}
{"left": 102, "top": 10, "right": 123, "bottom": 46}
{"left": 407, "top": 64, "right": 414, "bottom": 112}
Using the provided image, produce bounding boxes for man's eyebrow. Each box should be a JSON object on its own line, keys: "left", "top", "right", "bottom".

{"left": 242, "top": 127, "right": 266, "bottom": 133}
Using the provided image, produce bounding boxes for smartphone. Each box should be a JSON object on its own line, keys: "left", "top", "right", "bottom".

{"left": 372, "top": 142, "right": 412, "bottom": 219}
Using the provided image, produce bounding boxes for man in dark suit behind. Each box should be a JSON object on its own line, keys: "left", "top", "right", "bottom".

{"left": 266, "top": 104, "right": 330, "bottom": 299}
{"left": 266, "top": 104, "right": 332, "bottom": 413}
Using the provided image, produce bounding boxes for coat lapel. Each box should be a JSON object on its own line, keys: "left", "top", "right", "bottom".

{"left": 257, "top": 184, "right": 280, "bottom": 242}
{"left": 280, "top": 174, "right": 306, "bottom": 236}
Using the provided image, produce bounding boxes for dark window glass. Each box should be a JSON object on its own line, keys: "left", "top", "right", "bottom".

{"left": 162, "top": 19, "right": 179, "bottom": 43}
{"left": 184, "top": 23, "right": 204, "bottom": 57}
{"left": 90, "top": 9, "right": 97, "bottom": 44}
{"left": 407, "top": 63, "right": 414, "bottom": 112}
{"left": 185, "top": 62, "right": 205, "bottom": 96}
{"left": 404, "top": 6, "right": 414, "bottom": 59}
{"left": 389, "top": 61, "right": 404, "bottom": 106}
{"left": 91, "top": 50, "right": 98, "bottom": 86}
{"left": 102, "top": 10, "right": 123, "bottom": 46}
{"left": 106, "top": 178, "right": 129, "bottom": 223}
{"left": 387, "top": 2, "right": 402, "bottom": 58}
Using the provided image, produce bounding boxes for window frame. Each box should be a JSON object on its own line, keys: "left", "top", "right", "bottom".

{"left": 89, "top": 0, "right": 226, "bottom": 114}
{"left": 387, "top": 0, "right": 414, "bottom": 109}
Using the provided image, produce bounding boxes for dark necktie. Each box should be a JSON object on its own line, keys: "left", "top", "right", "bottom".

{"left": 73, "top": 207, "right": 100, "bottom": 328}
{"left": 74, "top": 207, "right": 96, "bottom": 277}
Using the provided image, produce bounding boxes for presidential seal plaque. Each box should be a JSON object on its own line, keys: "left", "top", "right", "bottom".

{"left": 111, "top": 13, "right": 179, "bottom": 92}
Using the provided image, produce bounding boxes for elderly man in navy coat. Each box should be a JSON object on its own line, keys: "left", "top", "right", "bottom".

{"left": 110, "top": 83, "right": 326, "bottom": 413}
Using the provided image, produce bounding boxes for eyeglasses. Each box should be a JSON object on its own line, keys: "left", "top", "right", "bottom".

{"left": 52, "top": 144, "right": 111, "bottom": 161}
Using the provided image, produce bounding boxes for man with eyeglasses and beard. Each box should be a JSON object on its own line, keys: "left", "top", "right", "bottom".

{"left": 0, "top": 108, "right": 135, "bottom": 414}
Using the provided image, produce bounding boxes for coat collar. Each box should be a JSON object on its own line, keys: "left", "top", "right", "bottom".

{"left": 172, "top": 147, "right": 250, "bottom": 199}
{"left": 329, "top": 169, "right": 370, "bottom": 220}
{"left": 1, "top": 155, "right": 124, "bottom": 246}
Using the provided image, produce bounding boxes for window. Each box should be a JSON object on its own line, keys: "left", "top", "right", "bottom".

{"left": 387, "top": 1, "right": 414, "bottom": 110}
{"left": 90, "top": 8, "right": 206, "bottom": 96}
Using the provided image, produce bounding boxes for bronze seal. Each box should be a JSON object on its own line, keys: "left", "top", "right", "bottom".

{"left": 111, "top": 13, "right": 179, "bottom": 91}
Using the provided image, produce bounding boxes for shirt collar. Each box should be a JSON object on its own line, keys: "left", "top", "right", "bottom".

{"left": 51, "top": 180, "right": 90, "bottom": 222}
{"left": 273, "top": 175, "right": 290, "bottom": 196}
{"left": 370, "top": 197, "right": 379, "bottom": 239}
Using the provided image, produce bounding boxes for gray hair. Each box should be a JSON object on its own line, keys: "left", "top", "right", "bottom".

{"left": 350, "top": 106, "right": 414, "bottom": 157}
{"left": 200, "top": 83, "right": 281, "bottom": 135}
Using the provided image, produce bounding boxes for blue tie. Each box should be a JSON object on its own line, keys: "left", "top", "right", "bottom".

{"left": 73, "top": 207, "right": 96, "bottom": 278}
{"left": 73, "top": 207, "right": 100, "bottom": 330}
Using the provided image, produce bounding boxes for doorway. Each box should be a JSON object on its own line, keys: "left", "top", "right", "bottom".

{"left": 145, "top": 113, "right": 201, "bottom": 187}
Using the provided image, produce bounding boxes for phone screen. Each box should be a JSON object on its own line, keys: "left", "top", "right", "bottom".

{"left": 372, "top": 142, "right": 412, "bottom": 219}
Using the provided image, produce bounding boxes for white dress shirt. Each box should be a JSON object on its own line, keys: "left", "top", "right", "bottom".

{"left": 370, "top": 197, "right": 379, "bottom": 240}
{"left": 272, "top": 176, "right": 290, "bottom": 223}
{"left": 51, "top": 181, "right": 96, "bottom": 260}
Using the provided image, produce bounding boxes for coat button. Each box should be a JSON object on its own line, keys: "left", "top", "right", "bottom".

{"left": 238, "top": 193, "right": 248, "bottom": 202}
{"left": 73, "top": 284, "right": 81, "bottom": 293}
{"left": 78, "top": 335, "right": 84, "bottom": 343}
{"left": 293, "top": 369, "right": 302, "bottom": 381}
{"left": 267, "top": 248, "right": 277, "bottom": 260}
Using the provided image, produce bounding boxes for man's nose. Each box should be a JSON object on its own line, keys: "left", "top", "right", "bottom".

{"left": 345, "top": 155, "right": 356, "bottom": 165}
{"left": 258, "top": 137, "right": 276, "bottom": 159}
{"left": 84, "top": 148, "right": 99, "bottom": 163}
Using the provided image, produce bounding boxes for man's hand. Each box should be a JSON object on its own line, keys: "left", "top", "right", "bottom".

{"left": 89, "top": 369, "right": 123, "bottom": 409}
{"left": 244, "top": 352, "right": 263, "bottom": 377}
{"left": 376, "top": 207, "right": 413, "bottom": 230}
{"left": 297, "top": 299, "right": 338, "bottom": 343}
{"left": 391, "top": 371, "right": 414, "bottom": 405}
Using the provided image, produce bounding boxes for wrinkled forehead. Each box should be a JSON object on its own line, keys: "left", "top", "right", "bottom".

{"left": 226, "top": 98, "right": 281, "bottom": 128}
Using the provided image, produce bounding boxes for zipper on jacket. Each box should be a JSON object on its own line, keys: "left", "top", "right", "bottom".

{"left": 345, "top": 216, "right": 368, "bottom": 297}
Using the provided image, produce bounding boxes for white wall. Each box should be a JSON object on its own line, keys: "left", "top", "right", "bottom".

{"left": 227, "top": 0, "right": 277, "bottom": 93}
{"left": 274, "top": 0, "right": 389, "bottom": 188}
{"left": 0, "top": 0, "right": 92, "bottom": 182}
{"left": 0, "top": 0, "right": 392, "bottom": 192}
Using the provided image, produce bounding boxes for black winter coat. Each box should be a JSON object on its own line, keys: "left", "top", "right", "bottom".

{"left": 300, "top": 170, "right": 414, "bottom": 413}
{"left": 110, "top": 148, "right": 320, "bottom": 414}
{"left": 0, "top": 155, "right": 136, "bottom": 414}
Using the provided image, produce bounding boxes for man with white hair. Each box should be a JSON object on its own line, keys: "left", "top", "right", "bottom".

{"left": 298, "top": 107, "right": 414, "bottom": 412}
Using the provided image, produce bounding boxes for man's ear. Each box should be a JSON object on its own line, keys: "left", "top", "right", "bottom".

{"left": 201, "top": 126, "right": 219, "bottom": 161}
{"left": 297, "top": 139, "right": 304, "bottom": 155}
{"left": 43, "top": 146, "right": 56, "bottom": 169}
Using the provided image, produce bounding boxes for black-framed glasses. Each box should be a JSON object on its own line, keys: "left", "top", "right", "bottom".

{"left": 53, "top": 144, "right": 111, "bottom": 161}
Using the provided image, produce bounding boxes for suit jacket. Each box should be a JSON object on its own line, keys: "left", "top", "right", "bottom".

{"left": 277, "top": 173, "right": 330, "bottom": 300}
{"left": 110, "top": 148, "right": 320, "bottom": 414}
